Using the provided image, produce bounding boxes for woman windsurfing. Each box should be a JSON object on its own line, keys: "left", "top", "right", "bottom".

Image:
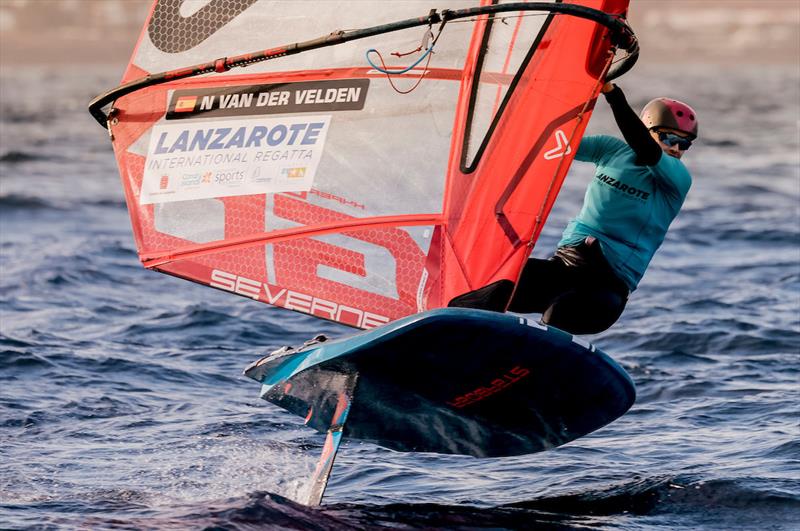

{"left": 508, "top": 82, "right": 698, "bottom": 334}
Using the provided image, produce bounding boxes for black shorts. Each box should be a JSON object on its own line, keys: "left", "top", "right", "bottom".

{"left": 508, "top": 238, "right": 629, "bottom": 334}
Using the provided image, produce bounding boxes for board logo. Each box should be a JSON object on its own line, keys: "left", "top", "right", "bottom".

{"left": 166, "top": 79, "right": 370, "bottom": 120}
{"left": 447, "top": 366, "right": 530, "bottom": 408}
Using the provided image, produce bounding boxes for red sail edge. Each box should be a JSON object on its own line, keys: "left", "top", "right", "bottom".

{"left": 106, "top": 0, "right": 630, "bottom": 329}
{"left": 440, "top": 0, "right": 626, "bottom": 309}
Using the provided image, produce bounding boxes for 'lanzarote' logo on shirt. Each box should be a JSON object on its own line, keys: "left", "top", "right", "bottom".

{"left": 543, "top": 129, "right": 572, "bottom": 160}
{"left": 595, "top": 173, "right": 650, "bottom": 200}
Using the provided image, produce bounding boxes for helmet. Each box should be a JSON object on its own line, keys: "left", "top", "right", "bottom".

{"left": 640, "top": 98, "right": 698, "bottom": 140}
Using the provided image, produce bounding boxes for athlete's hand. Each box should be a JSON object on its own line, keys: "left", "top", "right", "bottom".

{"left": 601, "top": 82, "right": 616, "bottom": 94}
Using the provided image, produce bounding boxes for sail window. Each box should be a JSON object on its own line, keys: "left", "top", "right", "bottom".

{"left": 462, "top": 3, "right": 558, "bottom": 171}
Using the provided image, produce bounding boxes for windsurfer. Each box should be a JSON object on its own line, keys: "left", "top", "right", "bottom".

{"left": 507, "top": 82, "right": 697, "bottom": 334}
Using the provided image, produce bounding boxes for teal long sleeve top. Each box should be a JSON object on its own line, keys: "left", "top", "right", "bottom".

{"left": 558, "top": 134, "right": 692, "bottom": 291}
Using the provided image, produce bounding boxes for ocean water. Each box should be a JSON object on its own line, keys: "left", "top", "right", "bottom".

{"left": 1, "top": 62, "right": 798, "bottom": 530}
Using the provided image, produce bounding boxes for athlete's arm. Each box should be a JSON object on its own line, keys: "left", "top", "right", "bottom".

{"left": 602, "top": 83, "right": 662, "bottom": 166}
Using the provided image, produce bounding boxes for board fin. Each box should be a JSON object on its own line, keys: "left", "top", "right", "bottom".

{"left": 307, "top": 371, "right": 358, "bottom": 506}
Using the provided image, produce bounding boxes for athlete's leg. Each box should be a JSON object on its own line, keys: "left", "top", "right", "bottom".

{"left": 507, "top": 257, "right": 573, "bottom": 313}
{"left": 541, "top": 287, "right": 627, "bottom": 335}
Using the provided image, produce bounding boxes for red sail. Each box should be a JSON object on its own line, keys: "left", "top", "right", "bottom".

{"left": 104, "top": 0, "right": 630, "bottom": 328}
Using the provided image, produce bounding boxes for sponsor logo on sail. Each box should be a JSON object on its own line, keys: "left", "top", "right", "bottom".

{"left": 543, "top": 129, "right": 572, "bottom": 160}
{"left": 181, "top": 173, "right": 202, "bottom": 185}
{"left": 141, "top": 115, "right": 331, "bottom": 205}
{"left": 210, "top": 269, "right": 390, "bottom": 329}
{"left": 282, "top": 167, "right": 306, "bottom": 179}
{"left": 213, "top": 169, "right": 245, "bottom": 185}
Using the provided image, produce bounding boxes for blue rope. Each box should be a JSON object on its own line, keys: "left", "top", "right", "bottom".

{"left": 365, "top": 46, "right": 434, "bottom": 75}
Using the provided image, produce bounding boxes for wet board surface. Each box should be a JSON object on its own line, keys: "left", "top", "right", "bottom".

{"left": 245, "top": 308, "right": 635, "bottom": 457}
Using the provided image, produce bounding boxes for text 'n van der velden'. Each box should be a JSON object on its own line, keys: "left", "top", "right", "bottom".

{"left": 166, "top": 79, "right": 370, "bottom": 119}
{"left": 201, "top": 86, "right": 364, "bottom": 111}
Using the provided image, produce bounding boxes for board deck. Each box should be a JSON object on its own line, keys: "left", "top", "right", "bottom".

{"left": 245, "top": 308, "right": 635, "bottom": 457}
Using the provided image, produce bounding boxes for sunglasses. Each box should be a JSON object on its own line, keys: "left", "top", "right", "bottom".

{"left": 657, "top": 131, "right": 693, "bottom": 150}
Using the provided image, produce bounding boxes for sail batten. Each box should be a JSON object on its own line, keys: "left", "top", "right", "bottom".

{"left": 141, "top": 213, "right": 444, "bottom": 267}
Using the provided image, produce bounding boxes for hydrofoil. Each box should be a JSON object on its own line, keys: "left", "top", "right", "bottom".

{"left": 244, "top": 308, "right": 635, "bottom": 505}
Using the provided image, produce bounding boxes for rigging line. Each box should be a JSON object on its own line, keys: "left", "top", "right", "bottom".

{"left": 530, "top": 50, "right": 617, "bottom": 240}
{"left": 366, "top": 16, "right": 446, "bottom": 93}
{"left": 392, "top": 27, "right": 435, "bottom": 58}
{"left": 368, "top": 48, "right": 435, "bottom": 94}
{"left": 366, "top": 45, "right": 434, "bottom": 75}
{"left": 610, "top": 51, "right": 634, "bottom": 65}
{"left": 505, "top": 49, "right": 614, "bottom": 312}
{"left": 501, "top": 52, "right": 617, "bottom": 313}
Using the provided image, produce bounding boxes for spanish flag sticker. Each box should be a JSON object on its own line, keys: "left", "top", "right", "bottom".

{"left": 174, "top": 96, "right": 197, "bottom": 113}
{"left": 284, "top": 167, "right": 306, "bottom": 179}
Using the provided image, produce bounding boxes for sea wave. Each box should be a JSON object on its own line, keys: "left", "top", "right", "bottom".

{"left": 0, "top": 193, "right": 59, "bottom": 210}
{"left": 0, "top": 150, "right": 47, "bottom": 163}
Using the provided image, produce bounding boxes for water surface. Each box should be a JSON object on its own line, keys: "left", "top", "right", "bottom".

{"left": 1, "top": 64, "right": 798, "bottom": 529}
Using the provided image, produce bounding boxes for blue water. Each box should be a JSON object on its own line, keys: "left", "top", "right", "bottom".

{"left": 1, "top": 64, "right": 798, "bottom": 530}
